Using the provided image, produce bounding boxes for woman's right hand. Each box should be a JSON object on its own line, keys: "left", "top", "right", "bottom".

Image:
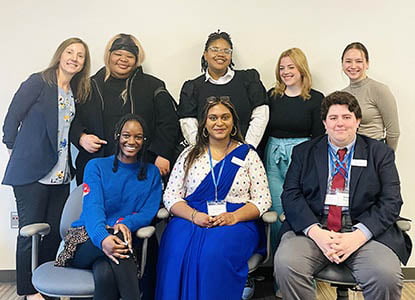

{"left": 101, "top": 234, "right": 130, "bottom": 265}
{"left": 80, "top": 133, "right": 107, "bottom": 153}
{"left": 193, "top": 212, "right": 213, "bottom": 228}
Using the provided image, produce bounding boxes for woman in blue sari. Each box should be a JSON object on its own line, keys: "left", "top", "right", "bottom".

{"left": 156, "top": 96, "right": 271, "bottom": 300}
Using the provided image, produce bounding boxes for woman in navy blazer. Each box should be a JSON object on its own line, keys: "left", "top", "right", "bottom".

{"left": 2, "top": 37, "right": 91, "bottom": 300}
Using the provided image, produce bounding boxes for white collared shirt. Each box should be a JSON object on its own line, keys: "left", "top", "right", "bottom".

{"left": 180, "top": 67, "right": 268, "bottom": 147}
{"left": 204, "top": 68, "right": 235, "bottom": 85}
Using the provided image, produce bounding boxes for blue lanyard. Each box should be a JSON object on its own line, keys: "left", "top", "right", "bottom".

{"left": 208, "top": 145, "right": 229, "bottom": 202}
{"left": 329, "top": 146, "right": 354, "bottom": 181}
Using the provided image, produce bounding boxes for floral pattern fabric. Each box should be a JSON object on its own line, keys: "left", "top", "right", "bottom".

{"left": 39, "top": 88, "right": 75, "bottom": 185}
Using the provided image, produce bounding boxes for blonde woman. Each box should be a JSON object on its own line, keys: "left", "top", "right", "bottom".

{"left": 263, "top": 48, "right": 325, "bottom": 251}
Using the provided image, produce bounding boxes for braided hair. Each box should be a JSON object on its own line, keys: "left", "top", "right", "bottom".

{"left": 112, "top": 113, "right": 148, "bottom": 180}
{"left": 201, "top": 30, "right": 235, "bottom": 72}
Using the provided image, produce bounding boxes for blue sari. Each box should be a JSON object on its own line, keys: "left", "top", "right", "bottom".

{"left": 156, "top": 144, "right": 265, "bottom": 300}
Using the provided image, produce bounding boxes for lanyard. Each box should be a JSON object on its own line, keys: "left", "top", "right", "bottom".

{"left": 329, "top": 146, "right": 354, "bottom": 181}
{"left": 208, "top": 141, "right": 231, "bottom": 202}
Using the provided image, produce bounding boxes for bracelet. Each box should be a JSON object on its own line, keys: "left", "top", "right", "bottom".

{"left": 191, "top": 208, "right": 198, "bottom": 224}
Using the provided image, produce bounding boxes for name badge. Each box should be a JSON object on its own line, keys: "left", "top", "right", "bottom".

{"left": 231, "top": 156, "right": 245, "bottom": 167}
{"left": 351, "top": 159, "right": 367, "bottom": 167}
{"left": 207, "top": 200, "right": 227, "bottom": 216}
{"left": 325, "top": 192, "right": 349, "bottom": 207}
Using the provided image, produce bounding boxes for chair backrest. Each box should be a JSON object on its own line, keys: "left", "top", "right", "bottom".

{"left": 59, "top": 184, "right": 84, "bottom": 239}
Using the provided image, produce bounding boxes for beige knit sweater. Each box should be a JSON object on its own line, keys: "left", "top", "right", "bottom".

{"left": 343, "top": 77, "right": 400, "bottom": 151}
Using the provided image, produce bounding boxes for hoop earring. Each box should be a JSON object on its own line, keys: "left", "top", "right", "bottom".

{"left": 231, "top": 126, "right": 237, "bottom": 137}
{"left": 203, "top": 128, "right": 209, "bottom": 138}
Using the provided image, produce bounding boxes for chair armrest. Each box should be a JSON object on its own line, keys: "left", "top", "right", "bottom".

{"left": 397, "top": 218, "right": 411, "bottom": 232}
{"left": 136, "top": 226, "right": 156, "bottom": 239}
{"left": 256, "top": 211, "right": 278, "bottom": 268}
{"left": 262, "top": 211, "right": 278, "bottom": 223}
{"left": 20, "top": 223, "right": 51, "bottom": 237}
{"left": 20, "top": 223, "right": 51, "bottom": 272}
{"left": 157, "top": 207, "right": 170, "bottom": 220}
{"left": 135, "top": 225, "right": 156, "bottom": 279}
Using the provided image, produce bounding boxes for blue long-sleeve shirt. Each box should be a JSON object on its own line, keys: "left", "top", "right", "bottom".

{"left": 72, "top": 155, "right": 162, "bottom": 249}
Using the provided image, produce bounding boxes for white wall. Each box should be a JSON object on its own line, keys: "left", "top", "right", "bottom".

{"left": 1, "top": 0, "right": 414, "bottom": 269}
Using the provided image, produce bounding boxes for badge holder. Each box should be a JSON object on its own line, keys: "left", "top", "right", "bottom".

{"left": 207, "top": 200, "right": 227, "bottom": 216}
{"left": 325, "top": 188, "right": 349, "bottom": 207}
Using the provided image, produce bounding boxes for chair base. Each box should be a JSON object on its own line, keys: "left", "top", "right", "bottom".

{"left": 314, "top": 263, "right": 358, "bottom": 300}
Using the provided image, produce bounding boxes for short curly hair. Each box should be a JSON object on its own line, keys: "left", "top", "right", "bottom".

{"left": 320, "top": 91, "right": 362, "bottom": 121}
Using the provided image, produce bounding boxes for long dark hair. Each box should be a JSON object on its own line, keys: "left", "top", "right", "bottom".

{"left": 201, "top": 31, "right": 235, "bottom": 72}
{"left": 112, "top": 114, "right": 148, "bottom": 180}
{"left": 184, "top": 96, "right": 244, "bottom": 180}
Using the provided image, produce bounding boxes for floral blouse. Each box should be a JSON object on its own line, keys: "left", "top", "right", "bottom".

{"left": 164, "top": 145, "right": 272, "bottom": 215}
{"left": 39, "top": 87, "right": 75, "bottom": 184}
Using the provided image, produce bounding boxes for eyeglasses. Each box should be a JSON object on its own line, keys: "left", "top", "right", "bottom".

{"left": 207, "top": 46, "right": 233, "bottom": 55}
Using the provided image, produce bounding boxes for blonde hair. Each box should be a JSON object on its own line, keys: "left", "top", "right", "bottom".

{"left": 42, "top": 37, "right": 91, "bottom": 102}
{"left": 272, "top": 48, "right": 312, "bottom": 100}
{"left": 103, "top": 33, "right": 145, "bottom": 81}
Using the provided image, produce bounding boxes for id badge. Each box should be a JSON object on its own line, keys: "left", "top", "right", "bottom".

{"left": 325, "top": 192, "right": 349, "bottom": 207}
{"left": 207, "top": 200, "right": 227, "bottom": 216}
{"left": 336, "top": 192, "right": 349, "bottom": 207}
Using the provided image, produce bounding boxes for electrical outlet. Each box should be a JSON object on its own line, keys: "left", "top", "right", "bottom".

{"left": 11, "top": 211, "right": 19, "bottom": 229}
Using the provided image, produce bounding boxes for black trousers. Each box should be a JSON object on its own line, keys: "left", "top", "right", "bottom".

{"left": 70, "top": 231, "right": 140, "bottom": 300}
{"left": 13, "top": 182, "right": 69, "bottom": 296}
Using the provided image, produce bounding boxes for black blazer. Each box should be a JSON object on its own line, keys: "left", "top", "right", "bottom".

{"left": 2, "top": 73, "right": 74, "bottom": 186}
{"left": 280, "top": 134, "right": 412, "bottom": 264}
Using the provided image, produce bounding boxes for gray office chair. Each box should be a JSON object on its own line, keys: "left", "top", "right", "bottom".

{"left": 313, "top": 217, "right": 411, "bottom": 300}
{"left": 20, "top": 184, "right": 156, "bottom": 298}
{"left": 280, "top": 214, "right": 411, "bottom": 300}
{"left": 156, "top": 207, "right": 278, "bottom": 300}
{"left": 279, "top": 213, "right": 411, "bottom": 300}
{"left": 244, "top": 210, "right": 278, "bottom": 300}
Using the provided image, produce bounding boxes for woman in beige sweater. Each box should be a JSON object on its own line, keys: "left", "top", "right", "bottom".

{"left": 341, "top": 42, "right": 400, "bottom": 151}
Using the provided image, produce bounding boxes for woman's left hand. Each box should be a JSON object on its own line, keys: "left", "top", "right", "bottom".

{"left": 155, "top": 156, "right": 170, "bottom": 176}
{"left": 112, "top": 223, "right": 132, "bottom": 252}
{"left": 211, "top": 212, "right": 238, "bottom": 227}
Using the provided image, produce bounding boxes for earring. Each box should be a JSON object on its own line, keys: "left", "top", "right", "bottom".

{"left": 231, "top": 126, "right": 237, "bottom": 136}
{"left": 203, "top": 128, "right": 209, "bottom": 138}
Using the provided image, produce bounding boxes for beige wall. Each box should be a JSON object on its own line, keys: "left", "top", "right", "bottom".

{"left": 1, "top": 0, "right": 414, "bottom": 269}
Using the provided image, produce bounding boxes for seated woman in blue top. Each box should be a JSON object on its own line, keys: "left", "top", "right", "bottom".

{"left": 56, "top": 114, "right": 162, "bottom": 300}
{"left": 156, "top": 97, "right": 271, "bottom": 300}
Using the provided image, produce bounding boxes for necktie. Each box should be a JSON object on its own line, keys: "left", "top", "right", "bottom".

{"left": 327, "top": 148, "right": 347, "bottom": 232}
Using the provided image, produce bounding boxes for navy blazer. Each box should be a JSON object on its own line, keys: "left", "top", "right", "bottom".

{"left": 2, "top": 73, "right": 67, "bottom": 186}
{"left": 280, "top": 134, "right": 412, "bottom": 264}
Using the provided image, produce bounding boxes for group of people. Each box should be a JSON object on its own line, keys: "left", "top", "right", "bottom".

{"left": 2, "top": 30, "right": 410, "bottom": 300}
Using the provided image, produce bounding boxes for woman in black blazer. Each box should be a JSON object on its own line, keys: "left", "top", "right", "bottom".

{"left": 2, "top": 37, "right": 91, "bottom": 300}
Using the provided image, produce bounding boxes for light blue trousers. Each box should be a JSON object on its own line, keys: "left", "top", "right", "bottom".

{"left": 264, "top": 137, "right": 310, "bottom": 253}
